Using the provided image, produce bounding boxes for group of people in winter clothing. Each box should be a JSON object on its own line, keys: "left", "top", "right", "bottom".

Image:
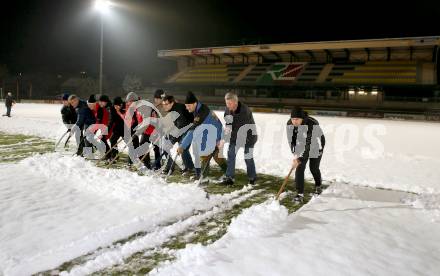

{"left": 60, "top": 89, "right": 325, "bottom": 200}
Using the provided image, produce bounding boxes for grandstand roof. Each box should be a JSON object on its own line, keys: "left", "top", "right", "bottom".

{"left": 158, "top": 36, "right": 440, "bottom": 59}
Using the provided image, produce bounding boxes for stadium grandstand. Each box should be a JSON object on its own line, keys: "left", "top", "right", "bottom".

{"left": 157, "top": 36, "right": 440, "bottom": 120}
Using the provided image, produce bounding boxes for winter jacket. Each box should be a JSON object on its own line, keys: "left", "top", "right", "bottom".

{"left": 96, "top": 103, "right": 111, "bottom": 126}
{"left": 5, "top": 95, "right": 14, "bottom": 107}
{"left": 134, "top": 104, "right": 157, "bottom": 136}
{"left": 168, "top": 102, "right": 194, "bottom": 144}
{"left": 60, "top": 105, "right": 77, "bottom": 129}
{"left": 224, "top": 101, "right": 258, "bottom": 147}
{"left": 94, "top": 102, "right": 112, "bottom": 136}
{"left": 180, "top": 102, "right": 223, "bottom": 151}
{"left": 286, "top": 116, "right": 325, "bottom": 161}
{"left": 108, "top": 105, "right": 125, "bottom": 136}
{"left": 124, "top": 102, "right": 140, "bottom": 132}
{"left": 74, "top": 100, "right": 96, "bottom": 130}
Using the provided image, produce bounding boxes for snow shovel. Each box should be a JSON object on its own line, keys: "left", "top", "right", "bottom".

{"left": 106, "top": 132, "right": 138, "bottom": 168}
{"left": 54, "top": 130, "right": 70, "bottom": 151}
{"left": 137, "top": 135, "right": 161, "bottom": 167}
{"left": 71, "top": 134, "right": 87, "bottom": 157}
{"left": 275, "top": 165, "right": 296, "bottom": 200}
{"left": 197, "top": 147, "right": 219, "bottom": 186}
{"left": 64, "top": 133, "right": 72, "bottom": 148}
{"left": 165, "top": 152, "right": 180, "bottom": 181}
{"left": 150, "top": 151, "right": 171, "bottom": 177}
{"left": 97, "top": 137, "right": 123, "bottom": 164}
{"left": 136, "top": 142, "right": 159, "bottom": 173}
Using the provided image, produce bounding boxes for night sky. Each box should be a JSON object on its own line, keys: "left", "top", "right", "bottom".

{"left": 0, "top": 0, "right": 439, "bottom": 82}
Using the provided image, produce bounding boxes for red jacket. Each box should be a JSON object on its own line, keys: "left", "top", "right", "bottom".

{"left": 91, "top": 103, "right": 111, "bottom": 137}
{"left": 136, "top": 109, "right": 156, "bottom": 135}
{"left": 124, "top": 102, "right": 156, "bottom": 136}
{"left": 96, "top": 103, "right": 110, "bottom": 126}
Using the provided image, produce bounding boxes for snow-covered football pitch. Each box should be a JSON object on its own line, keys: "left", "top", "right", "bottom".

{"left": 0, "top": 103, "right": 439, "bottom": 275}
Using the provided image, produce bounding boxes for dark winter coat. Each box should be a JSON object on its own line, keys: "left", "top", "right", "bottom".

{"left": 94, "top": 102, "right": 112, "bottom": 137}
{"left": 109, "top": 105, "right": 125, "bottom": 136}
{"left": 74, "top": 100, "right": 96, "bottom": 130}
{"left": 96, "top": 103, "right": 112, "bottom": 126}
{"left": 286, "top": 116, "right": 325, "bottom": 161}
{"left": 61, "top": 105, "right": 77, "bottom": 128}
{"left": 224, "top": 101, "right": 258, "bottom": 147}
{"left": 5, "top": 95, "right": 14, "bottom": 107}
{"left": 190, "top": 102, "right": 211, "bottom": 130}
{"left": 124, "top": 102, "right": 140, "bottom": 132}
{"left": 168, "top": 102, "right": 194, "bottom": 143}
{"left": 180, "top": 102, "right": 223, "bottom": 150}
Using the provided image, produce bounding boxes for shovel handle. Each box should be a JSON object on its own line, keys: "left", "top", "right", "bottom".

{"left": 275, "top": 166, "right": 296, "bottom": 200}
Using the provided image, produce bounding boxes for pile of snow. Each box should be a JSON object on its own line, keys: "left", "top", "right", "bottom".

{"left": 406, "top": 194, "right": 440, "bottom": 223}
{"left": 227, "top": 200, "right": 289, "bottom": 238}
{"left": 0, "top": 152, "right": 249, "bottom": 275}
{"left": 62, "top": 188, "right": 261, "bottom": 276}
{"left": 152, "top": 184, "right": 440, "bottom": 276}
{"left": 20, "top": 153, "right": 204, "bottom": 206}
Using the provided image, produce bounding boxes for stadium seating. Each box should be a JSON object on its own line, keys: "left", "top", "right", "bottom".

{"left": 174, "top": 64, "right": 251, "bottom": 83}
{"left": 227, "top": 64, "right": 249, "bottom": 82}
{"left": 170, "top": 61, "right": 419, "bottom": 85}
{"left": 239, "top": 63, "right": 273, "bottom": 84}
{"left": 296, "top": 63, "right": 326, "bottom": 82}
{"left": 326, "top": 62, "right": 365, "bottom": 82}
{"left": 174, "top": 64, "right": 229, "bottom": 83}
{"left": 331, "top": 61, "right": 417, "bottom": 84}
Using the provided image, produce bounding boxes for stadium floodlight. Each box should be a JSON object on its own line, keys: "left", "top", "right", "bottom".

{"left": 93, "top": 0, "right": 112, "bottom": 95}
{"left": 95, "top": 0, "right": 111, "bottom": 13}
{"left": 358, "top": 89, "right": 366, "bottom": 95}
{"left": 348, "top": 89, "right": 355, "bottom": 95}
{"left": 371, "top": 88, "right": 378, "bottom": 96}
